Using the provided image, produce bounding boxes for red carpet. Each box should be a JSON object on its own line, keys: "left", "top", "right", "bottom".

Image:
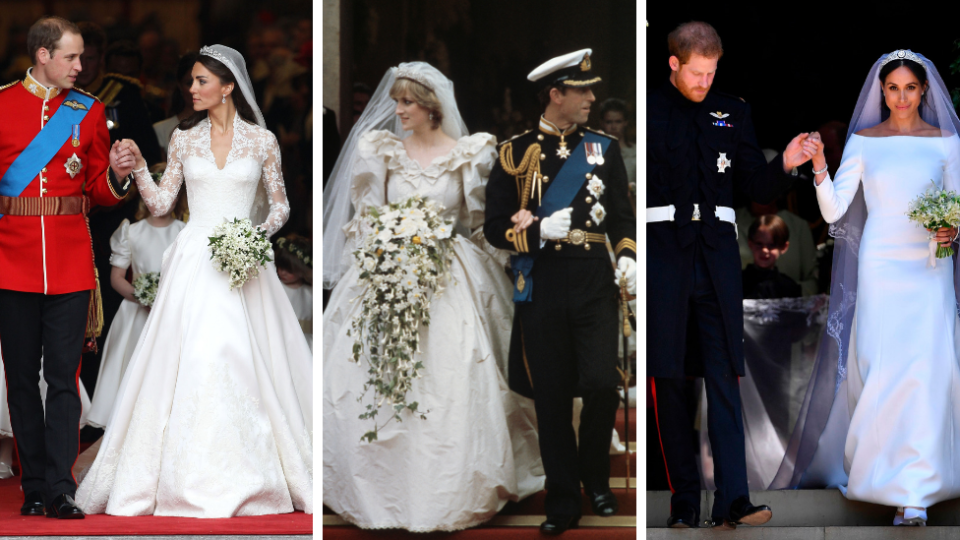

{"left": 0, "top": 477, "right": 312, "bottom": 536}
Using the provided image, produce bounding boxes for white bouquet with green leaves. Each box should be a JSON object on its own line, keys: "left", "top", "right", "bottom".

{"left": 132, "top": 272, "right": 160, "bottom": 307}
{"left": 208, "top": 218, "right": 272, "bottom": 290}
{"left": 349, "top": 194, "right": 454, "bottom": 442}
{"left": 906, "top": 182, "right": 960, "bottom": 262}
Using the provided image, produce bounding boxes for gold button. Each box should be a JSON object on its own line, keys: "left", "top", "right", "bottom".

{"left": 537, "top": 134, "right": 544, "bottom": 141}
{"left": 542, "top": 176, "right": 549, "bottom": 183}
{"left": 580, "top": 132, "right": 585, "bottom": 137}
{"left": 41, "top": 188, "right": 47, "bottom": 194}
{"left": 43, "top": 105, "right": 49, "bottom": 111}
{"left": 586, "top": 220, "right": 592, "bottom": 227}
{"left": 540, "top": 153, "right": 546, "bottom": 161}
{"left": 554, "top": 244, "right": 562, "bottom": 251}
{"left": 586, "top": 196, "right": 593, "bottom": 204}
{"left": 586, "top": 173, "right": 593, "bottom": 180}
{"left": 43, "top": 115, "right": 49, "bottom": 121}
{"left": 41, "top": 167, "right": 47, "bottom": 173}
{"left": 584, "top": 243, "right": 591, "bottom": 251}
{"left": 41, "top": 177, "right": 47, "bottom": 183}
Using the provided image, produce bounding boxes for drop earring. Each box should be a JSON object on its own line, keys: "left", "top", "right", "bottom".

{"left": 222, "top": 95, "right": 226, "bottom": 104}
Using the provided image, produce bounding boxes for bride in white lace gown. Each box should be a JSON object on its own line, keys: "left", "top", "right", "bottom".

{"left": 322, "top": 62, "right": 544, "bottom": 531}
{"left": 74, "top": 45, "right": 312, "bottom": 518}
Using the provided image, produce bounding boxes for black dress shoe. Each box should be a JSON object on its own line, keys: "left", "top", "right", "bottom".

{"left": 667, "top": 501, "right": 699, "bottom": 528}
{"left": 589, "top": 490, "right": 619, "bottom": 517}
{"left": 727, "top": 496, "right": 772, "bottom": 527}
{"left": 45, "top": 494, "right": 84, "bottom": 519}
{"left": 539, "top": 515, "right": 580, "bottom": 535}
{"left": 20, "top": 492, "right": 44, "bottom": 516}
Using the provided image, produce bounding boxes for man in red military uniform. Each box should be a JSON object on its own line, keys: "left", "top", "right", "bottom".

{"left": 0, "top": 17, "right": 135, "bottom": 519}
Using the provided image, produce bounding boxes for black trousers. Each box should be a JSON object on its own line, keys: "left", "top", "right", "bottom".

{"left": 517, "top": 258, "right": 622, "bottom": 518}
{"left": 652, "top": 245, "right": 748, "bottom": 521}
{"left": 0, "top": 289, "right": 88, "bottom": 502}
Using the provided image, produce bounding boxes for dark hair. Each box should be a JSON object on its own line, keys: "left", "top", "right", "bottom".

{"left": 537, "top": 84, "right": 570, "bottom": 109}
{"left": 600, "top": 98, "right": 629, "bottom": 118}
{"left": 105, "top": 40, "right": 142, "bottom": 73}
{"left": 274, "top": 234, "right": 312, "bottom": 280}
{"left": 178, "top": 54, "right": 259, "bottom": 131}
{"left": 748, "top": 214, "right": 789, "bottom": 247}
{"left": 27, "top": 16, "right": 80, "bottom": 64}
{"left": 668, "top": 21, "right": 723, "bottom": 64}
{"left": 170, "top": 51, "right": 199, "bottom": 116}
{"left": 353, "top": 82, "right": 372, "bottom": 96}
{"left": 878, "top": 59, "right": 927, "bottom": 120}
{"left": 77, "top": 21, "right": 106, "bottom": 54}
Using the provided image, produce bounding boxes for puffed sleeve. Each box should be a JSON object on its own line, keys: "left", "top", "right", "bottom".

{"left": 109, "top": 219, "right": 132, "bottom": 269}
{"left": 815, "top": 135, "right": 864, "bottom": 224}
{"left": 454, "top": 133, "right": 497, "bottom": 230}
{"left": 350, "top": 130, "right": 399, "bottom": 214}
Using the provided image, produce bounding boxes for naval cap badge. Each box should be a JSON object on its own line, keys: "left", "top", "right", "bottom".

{"left": 64, "top": 153, "right": 83, "bottom": 178}
{"left": 717, "top": 152, "right": 732, "bottom": 173}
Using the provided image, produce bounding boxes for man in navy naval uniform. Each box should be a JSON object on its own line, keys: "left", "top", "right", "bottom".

{"left": 485, "top": 49, "right": 636, "bottom": 535}
{"left": 647, "top": 21, "right": 819, "bottom": 528}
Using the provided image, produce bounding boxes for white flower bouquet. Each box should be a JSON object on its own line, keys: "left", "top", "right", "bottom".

{"left": 208, "top": 218, "right": 272, "bottom": 290}
{"left": 349, "top": 194, "right": 455, "bottom": 442}
{"left": 132, "top": 272, "right": 160, "bottom": 307}
{"left": 906, "top": 182, "right": 960, "bottom": 260}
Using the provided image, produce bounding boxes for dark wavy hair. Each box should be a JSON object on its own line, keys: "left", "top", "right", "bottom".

{"left": 170, "top": 51, "right": 199, "bottom": 116}
{"left": 878, "top": 58, "right": 927, "bottom": 121}
{"left": 179, "top": 54, "right": 258, "bottom": 131}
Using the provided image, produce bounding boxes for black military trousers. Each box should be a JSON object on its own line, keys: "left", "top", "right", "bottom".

{"left": 0, "top": 289, "right": 87, "bottom": 503}
{"left": 517, "top": 257, "right": 622, "bottom": 518}
{"left": 652, "top": 244, "right": 748, "bottom": 521}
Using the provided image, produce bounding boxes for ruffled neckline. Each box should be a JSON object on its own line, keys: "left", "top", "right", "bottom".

{"left": 364, "top": 130, "right": 494, "bottom": 183}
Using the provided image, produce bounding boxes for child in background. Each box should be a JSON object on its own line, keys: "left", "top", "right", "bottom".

{"left": 275, "top": 234, "right": 313, "bottom": 351}
{"left": 86, "top": 174, "right": 188, "bottom": 429}
{"left": 743, "top": 214, "right": 802, "bottom": 300}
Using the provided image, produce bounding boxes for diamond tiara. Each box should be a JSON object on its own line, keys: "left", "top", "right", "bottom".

{"left": 395, "top": 69, "right": 434, "bottom": 92}
{"left": 880, "top": 49, "right": 925, "bottom": 68}
{"left": 199, "top": 46, "right": 235, "bottom": 71}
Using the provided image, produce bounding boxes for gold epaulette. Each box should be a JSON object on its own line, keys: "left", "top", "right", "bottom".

{"left": 497, "top": 129, "right": 532, "bottom": 147}
{"left": 97, "top": 79, "right": 123, "bottom": 106}
{"left": 105, "top": 73, "right": 143, "bottom": 88}
{"left": 584, "top": 126, "right": 618, "bottom": 141}
{"left": 72, "top": 86, "right": 102, "bottom": 103}
{"left": 0, "top": 80, "right": 18, "bottom": 93}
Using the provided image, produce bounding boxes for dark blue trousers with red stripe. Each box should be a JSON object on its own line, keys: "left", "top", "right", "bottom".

{"left": 652, "top": 244, "right": 749, "bottom": 521}
{"left": 0, "top": 289, "right": 86, "bottom": 505}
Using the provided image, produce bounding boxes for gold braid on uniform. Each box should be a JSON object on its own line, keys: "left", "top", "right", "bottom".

{"left": 83, "top": 214, "right": 104, "bottom": 345}
{"left": 499, "top": 142, "right": 541, "bottom": 211}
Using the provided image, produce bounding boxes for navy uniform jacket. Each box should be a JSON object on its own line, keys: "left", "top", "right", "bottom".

{"left": 485, "top": 123, "right": 636, "bottom": 396}
{"left": 647, "top": 81, "right": 795, "bottom": 378}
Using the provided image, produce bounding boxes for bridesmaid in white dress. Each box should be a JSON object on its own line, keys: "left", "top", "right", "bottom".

{"left": 86, "top": 193, "right": 186, "bottom": 429}
{"left": 322, "top": 62, "right": 544, "bottom": 532}
{"left": 74, "top": 45, "right": 312, "bottom": 518}
{"left": 801, "top": 50, "right": 960, "bottom": 526}
{"left": 274, "top": 235, "right": 312, "bottom": 351}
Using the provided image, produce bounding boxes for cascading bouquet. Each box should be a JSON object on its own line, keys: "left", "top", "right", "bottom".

{"left": 208, "top": 218, "right": 272, "bottom": 290}
{"left": 349, "top": 194, "right": 454, "bottom": 442}
{"left": 132, "top": 272, "right": 160, "bottom": 307}
{"left": 906, "top": 182, "right": 960, "bottom": 264}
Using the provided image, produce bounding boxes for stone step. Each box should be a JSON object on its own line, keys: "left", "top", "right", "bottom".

{"left": 647, "top": 490, "right": 960, "bottom": 528}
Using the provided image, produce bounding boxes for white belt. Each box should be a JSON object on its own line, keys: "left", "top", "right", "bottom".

{"left": 646, "top": 204, "right": 738, "bottom": 239}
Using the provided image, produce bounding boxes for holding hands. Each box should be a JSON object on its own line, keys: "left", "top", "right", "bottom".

{"left": 782, "top": 133, "right": 821, "bottom": 173}
{"left": 110, "top": 139, "right": 146, "bottom": 179}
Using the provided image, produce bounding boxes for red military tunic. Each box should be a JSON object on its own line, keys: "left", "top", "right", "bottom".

{"left": 0, "top": 71, "right": 124, "bottom": 295}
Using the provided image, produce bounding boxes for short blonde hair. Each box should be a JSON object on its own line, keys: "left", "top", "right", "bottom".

{"left": 389, "top": 77, "right": 442, "bottom": 130}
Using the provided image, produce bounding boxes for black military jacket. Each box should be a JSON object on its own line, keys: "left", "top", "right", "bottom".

{"left": 647, "top": 81, "right": 795, "bottom": 378}
{"left": 92, "top": 73, "right": 162, "bottom": 166}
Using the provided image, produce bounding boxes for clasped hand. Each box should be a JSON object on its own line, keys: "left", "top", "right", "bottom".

{"left": 782, "top": 132, "right": 821, "bottom": 173}
{"left": 109, "top": 139, "right": 146, "bottom": 178}
{"left": 928, "top": 226, "right": 958, "bottom": 247}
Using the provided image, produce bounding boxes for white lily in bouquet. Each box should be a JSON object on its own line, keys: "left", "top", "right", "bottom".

{"left": 906, "top": 181, "right": 960, "bottom": 266}
{"left": 208, "top": 218, "right": 273, "bottom": 290}
{"left": 349, "top": 194, "right": 454, "bottom": 442}
{"left": 132, "top": 272, "right": 160, "bottom": 307}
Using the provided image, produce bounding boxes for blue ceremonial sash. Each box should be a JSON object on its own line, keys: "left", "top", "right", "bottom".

{"left": 0, "top": 89, "right": 94, "bottom": 219}
{"left": 511, "top": 131, "right": 612, "bottom": 302}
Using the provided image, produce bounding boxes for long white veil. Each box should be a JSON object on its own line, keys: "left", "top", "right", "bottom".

{"left": 769, "top": 50, "right": 960, "bottom": 489}
{"left": 322, "top": 62, "right": 469, "bottom": 290}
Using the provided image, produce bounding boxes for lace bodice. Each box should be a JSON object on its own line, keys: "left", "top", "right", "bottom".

{"left": 349, "top": 130, "right": 496, "bottom": 228}
{"left": 135, "top": 114, "right": 290, "bottom": 236}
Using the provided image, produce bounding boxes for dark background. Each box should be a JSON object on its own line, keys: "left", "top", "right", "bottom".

{"left": 646, "top": 4, "right": 960, "bottom": 150}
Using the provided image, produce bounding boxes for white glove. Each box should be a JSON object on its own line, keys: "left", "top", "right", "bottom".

{"left": 614, "top": 257, "right": 636, "bottom": 295}
{"left": 540, "top": 207, "right": 573, "bottom": 240}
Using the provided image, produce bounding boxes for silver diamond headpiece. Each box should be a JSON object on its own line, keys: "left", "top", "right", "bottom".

{"left": 880, "top": 49, "right": 925, "bottom": 68}
{"left": 395, "top": 69, "right": 435, "bottom": 92}
{"left": 199, "top": 46, "right": 235, "bottom": 72}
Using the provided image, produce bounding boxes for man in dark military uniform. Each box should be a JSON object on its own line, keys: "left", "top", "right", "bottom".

{"left": 485, "top": 49, "right": 636, "bottom": 535}
{"left": 647, "top": 21, "right": 818, "bottom": 528}
{"left": 0, "top": 17, "right": 134, "bottom": 519}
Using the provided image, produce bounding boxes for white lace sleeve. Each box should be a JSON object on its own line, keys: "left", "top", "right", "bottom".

{"left": 135, "top": 128, "right": 185, "bottom": 216}
{"left": 259, "top": 131, "right": 290, "bottom": 236}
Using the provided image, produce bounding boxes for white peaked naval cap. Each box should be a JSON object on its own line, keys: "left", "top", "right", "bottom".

{"left": 527, "top": 48, "right": 602, "bottom": 88}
